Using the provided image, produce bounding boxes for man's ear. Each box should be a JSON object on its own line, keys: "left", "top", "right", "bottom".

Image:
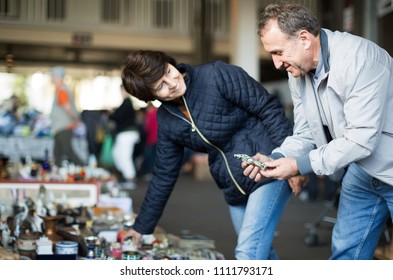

{"left": 299, "top": 30, "right": 312, "bottom": 50}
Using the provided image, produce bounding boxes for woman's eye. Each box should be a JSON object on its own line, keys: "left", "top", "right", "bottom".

{"left": 154, "top": 83, "right": 163, "bottom": 94}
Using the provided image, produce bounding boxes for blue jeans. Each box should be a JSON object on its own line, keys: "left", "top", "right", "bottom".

{"left": 228, "top": 180, "right": 291, "bottom": 260}
{"left": 331, "top": 163, "right": 393, "bottom": 259}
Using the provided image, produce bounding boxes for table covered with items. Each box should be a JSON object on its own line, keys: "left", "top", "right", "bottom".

{"left": 0, "top": 196, "right": 225, "bottom": 260}
{"left": 0, "top": 154, "right": 225, "bottom": 260}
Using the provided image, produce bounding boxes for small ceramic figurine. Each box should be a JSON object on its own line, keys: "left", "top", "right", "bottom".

{"left": 1, "top": 218, "right": 13, "bottom": 251}
{"left": 12, "top": 189, "right": 28, "bottom": 237}
{"left": 23, "top": 209, "right": 44, "bottom": 233}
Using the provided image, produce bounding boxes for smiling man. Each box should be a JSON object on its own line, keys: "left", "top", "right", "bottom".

{"left": 242, "top": 3, "right": 393, "bottom": 260}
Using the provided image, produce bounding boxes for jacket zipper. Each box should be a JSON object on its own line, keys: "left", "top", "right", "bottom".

{"left": 181, "top": 96, "right": 246, "bottom": 195}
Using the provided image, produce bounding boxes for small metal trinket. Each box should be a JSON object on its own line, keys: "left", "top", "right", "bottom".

{"left": 234, "top": 154, "right": 267, "bottom": 171}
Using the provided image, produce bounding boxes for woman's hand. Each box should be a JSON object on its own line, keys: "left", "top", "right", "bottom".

{"left": 121, "top": 228, "right": 142, "bottom": 246}
{"left": 241, "top": 153, "right": 271, "bottom": 182}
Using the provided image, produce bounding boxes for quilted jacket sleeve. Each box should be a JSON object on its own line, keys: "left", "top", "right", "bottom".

{"left": 132, "top": 112, "right": 185, "bottom": 234}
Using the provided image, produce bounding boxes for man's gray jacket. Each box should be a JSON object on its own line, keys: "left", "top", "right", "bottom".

{"left": 273, "top": 29, "right": 393, "bottom": 185}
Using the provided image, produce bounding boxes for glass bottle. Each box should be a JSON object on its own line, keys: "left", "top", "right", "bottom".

{"left": 41, "top": 148, "right": 52, "bottom": 174}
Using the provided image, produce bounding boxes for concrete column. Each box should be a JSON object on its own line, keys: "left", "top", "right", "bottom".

{"left": 361, "top": 0, "right": 378, "bottom": 42}
{"left": 193, "top": 0, "right": 211, "bottom": 65}
{"left": 229, "top": 0, "right": 259, "bottom": 81}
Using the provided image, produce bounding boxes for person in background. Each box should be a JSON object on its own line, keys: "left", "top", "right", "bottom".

{"left": 132, "top": 107, "right": 146, "bottom": 177}
{"left": 120, "top": 50, "right": 308, "bottom": 260}
{"left": 109, "top": 85, "right": 140, "bottom": 188}
{"left": 243, "top": 3, "right": 393, "bottom": 259}
{"left": 49, "top": 66, "right": 85, "bottom": 167}
{"left": 0, "top": 95, "right": 22, "bottom": 136}
{"left": 6, "top": 95, "right": 21, "bottom": 123}
{"left": 81, "top": 109, "right": 108, "bottom": 160}
{"left": 142, "top": 102, "right": 158, "bottom": 180}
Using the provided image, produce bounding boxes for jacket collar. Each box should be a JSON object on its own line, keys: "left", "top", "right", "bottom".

{"left": 297, "top": 29, "right": 332, "bottom": 146}
{"left": 319, "top": 29, "right": 330, "bottom": 73}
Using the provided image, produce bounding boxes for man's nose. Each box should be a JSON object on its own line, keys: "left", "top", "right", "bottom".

{"left": 272, "top": 56, "right": 283, "bottom": 70}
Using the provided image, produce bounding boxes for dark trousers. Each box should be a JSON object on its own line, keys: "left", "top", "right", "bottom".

{"left": 54, "top": 129, "right": 85, "bottom": 167}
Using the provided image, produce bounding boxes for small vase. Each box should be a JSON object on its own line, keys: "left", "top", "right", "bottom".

{"left": 40, "top": 215, "right": 64, "bottom": 250}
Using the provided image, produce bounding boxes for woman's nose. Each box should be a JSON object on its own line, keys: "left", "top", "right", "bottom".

{"left": 167, "top": 79, "right": 177, "bottom": 89}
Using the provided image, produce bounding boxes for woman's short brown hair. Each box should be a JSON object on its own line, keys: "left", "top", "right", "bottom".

{"left": 121, "top": 50, "right": 177, "bottom": 102}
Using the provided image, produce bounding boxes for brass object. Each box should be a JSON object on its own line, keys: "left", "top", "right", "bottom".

{"left": 234, "top": 154, "right": 267, "bottom": 171}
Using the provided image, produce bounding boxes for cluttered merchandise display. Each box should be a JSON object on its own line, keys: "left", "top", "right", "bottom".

{"left": 0, "top": 156, "right": 225, "bottom": 260}
{"left": 0, "top": 197, "right": 225, "bottom": 260}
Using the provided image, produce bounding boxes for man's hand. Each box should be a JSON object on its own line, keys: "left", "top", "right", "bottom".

{"left": 288, "top": 175, "right": 309, "bottom": 196}
{"left": 260, "top": 157, "right": 299, "bottom": 180}
{"left": 241, "top": 154, "right": 308, "bottom": 195}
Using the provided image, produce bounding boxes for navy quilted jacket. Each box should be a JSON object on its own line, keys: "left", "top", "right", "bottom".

{"left": 133, "top": 61, "right": 293, "bottom": 234}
